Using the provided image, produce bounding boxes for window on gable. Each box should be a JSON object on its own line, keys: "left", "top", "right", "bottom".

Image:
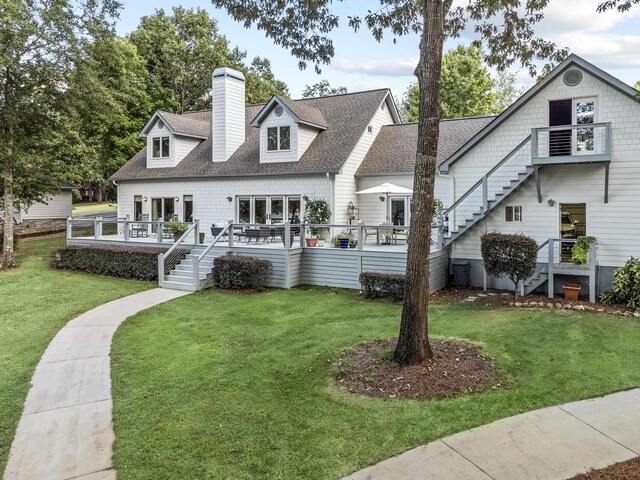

{"left": 152, "top": 136, "right": 170, "bottom": 158}
{"left": 267, "top": 126, "right": 291, "bottom": 151}
{"left": 505, "top": 205, "right": 522, "bottom": 222}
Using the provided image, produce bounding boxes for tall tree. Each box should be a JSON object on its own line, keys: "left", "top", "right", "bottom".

{"left": 212, "top": 0, "right": 636, "bottom": 365}
{"left": 302, "top": 80, "right": 348, "bottom": 98}
{"left": 65, "top": 35, "right": 151, "bottom": 200}
{"left": 129, "top": 7, "right": 288, "bottom": 112}
{"left": 0, "top": 0, "right": 120, "bottom": 269}
{"left": 402, "top": 45, "right": 522, "bottom": 121}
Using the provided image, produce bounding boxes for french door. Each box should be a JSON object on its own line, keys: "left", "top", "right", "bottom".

{"left": 151, "top": 197, "right": 175, "bottom": 232}
{"left": 237, "top": 195, "right": 301, "bottom": 224}
{"left": 390, "top": 197, "right": 410, "bottom": 226}
{"left": 549, "top": 97, "right": 596, "bottom": 156}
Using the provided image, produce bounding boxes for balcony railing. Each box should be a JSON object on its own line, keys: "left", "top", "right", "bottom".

{"left": 531, "top": 122, "right": 611, "bottom": 164}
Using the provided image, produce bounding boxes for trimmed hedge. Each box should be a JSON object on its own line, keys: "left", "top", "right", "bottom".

{"left": 481, "top": 232, "right": 538, "bottom": 293}
{"left": 213, "top": 255, "right": 271, "bottom": 290}
{"left": 52, "top": 246, "right": 163, "bottom": 281}
{"left": 360, "top": 271, "right": 405, "bottom": 301}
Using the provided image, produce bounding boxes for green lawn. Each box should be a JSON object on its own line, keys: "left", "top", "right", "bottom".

{"left": 72, "top": 202, "right": 117, "bottom": 217}
{"left": 0, "top": 236, "right": 152, "bottom": 472}
{"left": 111, "top": 289, "right": 640, "bottom": 480}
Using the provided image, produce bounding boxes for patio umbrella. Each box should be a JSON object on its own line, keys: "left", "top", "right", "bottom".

{"left": 355, "top": 182, "right": 413, "bottom": 221}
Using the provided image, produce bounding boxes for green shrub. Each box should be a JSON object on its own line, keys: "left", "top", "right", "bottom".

{"left": 213, "top": 255, "right": 271, "bottom": 290}
{"left": 600, "top": 257, "right": 640, "bottom": 309}
{"left": 304, "top": 198, "right": 331, "bottom": 237}
{"left": 52, "top": 246, "right": 162, "bottom": 280}
{"left": 571, "top": 235, "right": 596, "bottom": 264}
{"left": 481, "top": 232, "right": 538, "bottom": 296}
{"left": 72, "top": 189, "right": 83, "bottom": 203}
{"left": 360, "top": 271, "right": 405, "bottom": 301}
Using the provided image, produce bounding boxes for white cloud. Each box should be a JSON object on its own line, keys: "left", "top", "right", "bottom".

{"left": 536, "top": 0, "right": 640, "bottom": 34}
{"left": 333, "top": 57, "right": 418, "bottom": 77}
{"left": 555, "top": 33, "right": 640, "bottom": 69}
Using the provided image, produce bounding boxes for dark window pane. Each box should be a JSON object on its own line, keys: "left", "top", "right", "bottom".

{"left": 267, "top": 127, "right": 278, "bottom": 151}
{"left": 183, "top": 195, "right": 193, "bottom": 223}
{"left": 505, "top": 206, "right": 513, "bottom": 222}
{"left": 152, "top": 138, "right": 161, "bottom": 157}
{"left": 134, "top": 196, "right": 143, "bottom": 220}
{"left": 162, "top": 137, "right": 170, "bottom": 157}
{"left": 279, "top": 126, "right": 290, "bottom": 150}
{"left": 238, "top": 198, "right": 251, "bottom": 223}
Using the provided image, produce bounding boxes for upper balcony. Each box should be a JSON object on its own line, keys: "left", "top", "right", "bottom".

{"left": 531, "top": 122, "right": 611, "bottom": 165}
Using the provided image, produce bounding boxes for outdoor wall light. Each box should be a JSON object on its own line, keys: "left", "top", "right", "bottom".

{"left": 226, "top": 196, "right": 233, "bottom": 202}
{"left": 379, "top": 195, "right": 385, "bottom": 202}
{"left": 547, "top": 198, "right": 556, "bottom": 207}
{"left": 143, "top": 196, "right": 148, "bottom": 202}
{"left": 302, "top": 195, "right": 309, "bottom": 201}
{"left": 174, "top": 196, "right": 180, "bottom": 202}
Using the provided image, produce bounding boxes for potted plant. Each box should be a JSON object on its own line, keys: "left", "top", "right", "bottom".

{"left": 563, "top": 283, "right": 581, "bottom": 301}
{"left": 167, "top": 218, "right": 189, "bottom": 241}
{"left": 304, "top": 198, "right": 331, "bottom": 246}
{"left": 349, "top": 234, "right": 357, "bottom": 249}
{"left": 571, "top": 236, "right": 596, "bottom": 264}
{"left": 335, "top": 231, "right": 350, "bottom": 249}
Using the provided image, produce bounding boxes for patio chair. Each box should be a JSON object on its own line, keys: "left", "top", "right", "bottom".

{"left": 378, "top": 223, "right": 395, "bottom": 245}
{"left": 210, "top": 226, "right": 228, "bottom": 240}
{"left": 130, "top": 214, "right": 149, "bottom": 238}
{"left": 364, "top": 228, "right": 378, "bottom": 244}
{"left": 245, "top": 228, "right": 262, "bottom": 243}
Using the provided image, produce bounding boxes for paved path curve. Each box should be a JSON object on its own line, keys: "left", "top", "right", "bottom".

{"left": 344, "top": 388, "right": 640, "bottom": 480}
{"left": 3, "top": 288, "right": 190, "bottom": 480}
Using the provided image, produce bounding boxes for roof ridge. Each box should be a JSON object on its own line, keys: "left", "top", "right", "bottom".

{"left": 292, "top": 88, "right": 389, "bottom": 102}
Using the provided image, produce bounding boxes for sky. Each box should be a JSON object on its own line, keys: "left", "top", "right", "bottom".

{"left": 116, "top": 1, "right": 640, "bottom": 102}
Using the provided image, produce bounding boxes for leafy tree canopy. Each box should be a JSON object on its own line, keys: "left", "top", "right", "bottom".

{"left": 302, "top": 80, "right": 348, "bottom": 98}
{"left": 129, "top": 7, "right": 288, "bottom": 112}
{"left": 401, "top": 44, "right": 523, "bottom": 121}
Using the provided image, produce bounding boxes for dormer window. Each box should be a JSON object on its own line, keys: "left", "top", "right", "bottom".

{"left": 267, "top": 126, "right": 291, "bottom": 151}
{"left": 152, "top": 136, "right": 170, "bottom": 158}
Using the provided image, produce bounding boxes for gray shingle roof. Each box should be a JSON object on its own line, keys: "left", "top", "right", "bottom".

{"left": 356, "top": 116, "right": 495, "bottom": 176}
{"left": 275, "top": 96, "right": 327, "bottom": 128}
{"left": 155, "top": 111, "right": 210, "bottom": 138}
{"left": 111, "top": 89, "right": 390, "bottom": 181}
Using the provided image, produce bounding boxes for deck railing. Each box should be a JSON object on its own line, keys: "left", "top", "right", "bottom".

{"left": 66, "top": 216, "right": 199, "bottom": 244}
{"left": 532, "top": 122, "right": 611, "bottom": 164}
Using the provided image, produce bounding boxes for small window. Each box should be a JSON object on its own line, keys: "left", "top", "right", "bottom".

{"left": 267, "top": 126, "right": 290, "bottom": 151}
{"left": 162, "top": 137, "right": 170, "bottom": 157}
{"left": 267, "top": 127, "right": 278, "bottom": 151}
{"left": 279, "top": 126, "right": 290, "bottom": 150}
{"left": 505, "top": 206, "right": 523, "bottom": 222}
{"left": 152, "top": 138, "right": 161, "bottom": 158}
{"left": 183, "top": 195, "right": 193, "bottom": 223}
{"left": 152, "top": 136, "right": 170, "bottom": 158}
{"left": 367, "top": 125, "right": 373, "bottom": 133}
{"left": 134, "top": 195, "right": 143, "bottom": 221}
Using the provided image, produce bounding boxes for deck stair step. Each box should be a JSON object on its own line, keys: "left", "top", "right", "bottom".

{"left": 160, "top": 244, "right": 217, "bottom": 291}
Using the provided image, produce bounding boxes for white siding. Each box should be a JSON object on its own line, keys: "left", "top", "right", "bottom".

{"left": 175, "top": 136, "right": 202, "bottom": 164}
{"left": 146, "top": 122, "right": 174, "bottom": 168}
{"left": 212, "top": 68, "right": 245, "bottom": 162}
{"left": 117, "top": 175, "right": 331, "bottom": 238}
{"left": 449, "top": 66, "right": 640, "bottom": 269}
{"left": 356, "top": 174, "right": 452, "bottom": 225}
{"left": 334, "top": 96, "right": 395, "bottom": 224}
{"left": 298, "top": 124, "right": 318, "bottom": 158}
{"left": 21, "top": 191, "right": 72, "bottom": 220}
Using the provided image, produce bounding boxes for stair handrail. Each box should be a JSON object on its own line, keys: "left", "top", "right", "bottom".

{"left": 191, "top": 222, "right": 234, "bottom": 289}
{"left": 158, "top": 223, "right": 197, "bottom": 282}
{"left": 443, "top": 135, "right": 532, "bottom": 218}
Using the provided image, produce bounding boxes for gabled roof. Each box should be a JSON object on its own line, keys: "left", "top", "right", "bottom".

{"left": 439, "top": 54, "right": 639, "bottom": 173}
{"left": 251, "top": 95, "right": 328, "bottom": 129}
{"left": 111, "top": 89, "right": 393, "bottom": 181}
{"left": 140, "top": 111, "right": 210, "bottom": 139}
{"left": 356, "top": 116, "right": 495, "bottom": 176}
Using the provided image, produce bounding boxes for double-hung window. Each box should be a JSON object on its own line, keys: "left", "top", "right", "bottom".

{"left": 505, "top": 205, "right": 523, "bottom": 222}
{"left": 152, "top": 137, "right": 170, "bottom": 158}
{"left": 267, "top": 126, "right": 291, "bottom": 151}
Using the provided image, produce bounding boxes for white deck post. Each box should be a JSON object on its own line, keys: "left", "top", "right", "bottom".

{"left": 284, "top": 221, "right": 291, "bottom": 249}
{"left": 157, "top": 219, "right": 162, "bottom": 243}
{"left": 300, "top": 223, "right": 306, "bottom": 247}
{"left": 194, "top": 218, "right": 200, "bottom": 244}
{"left": 193, "top": 255, "right": 200, "bottom": 290}
{"left": 66, "top": 217, "right": 72, "bottom": 240}
{"left": 123, "top": 216, "right": 130, "bottom": 242}
{"left": 228, "top": 220, "right": 234, "bottom": 247}
{"left": 589, "top": 243, "right": 596, "bottom": 303}
{"left": 357, "top": 221, "right": 363, "bottom": 251}
{"left": 94, "top": 217, "right": 101, "bottom": 240}
{"left": 158, "top": 254, "right": 164, "bottom": 283}
{"left": 547, "top": 238, "right": 555, "bottom": 299}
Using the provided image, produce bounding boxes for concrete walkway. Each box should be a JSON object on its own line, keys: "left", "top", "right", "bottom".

{"left": 344, "top": 388, "right": 640, "bottom": 480}
{"left": 3, "top": 288, "right": 190, "bottom": 480}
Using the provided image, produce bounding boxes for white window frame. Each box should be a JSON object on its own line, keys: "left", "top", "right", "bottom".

{"left": 266, "top": 125, "right": 291, "bottom": 152}
{"left": 505, "top": 205, "right": 523, "bottom": 222}
{"left": 152, "top": 136, "right": 170, "bottom": 158}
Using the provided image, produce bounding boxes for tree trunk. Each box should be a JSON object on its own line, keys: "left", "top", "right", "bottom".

{"left": 2, "top": 124, "right": 16, "bottom": 269}
{"left": 393, "top": 0, "right": 446, "bottom": 365}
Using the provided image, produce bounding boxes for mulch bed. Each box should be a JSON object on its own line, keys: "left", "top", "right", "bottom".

{"left": 333, "top": 339, "right": 497, "bottom": 400}
{"left": 567, "top": 457, "right": 640, "bottom": 479}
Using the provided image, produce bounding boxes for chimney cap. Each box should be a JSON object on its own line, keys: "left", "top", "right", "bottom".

{"left": 212, "top": 67, "right": 245, "bottom": 82}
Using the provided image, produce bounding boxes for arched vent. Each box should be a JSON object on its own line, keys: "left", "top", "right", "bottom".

{"left": 157, "top": 120, "right": 165, "bottom": 129}
{"left": 274, "top": 105, "right": 283, "bottom": 116}
{"left": 563, "top": 69, "right": 583, "bottom": 87}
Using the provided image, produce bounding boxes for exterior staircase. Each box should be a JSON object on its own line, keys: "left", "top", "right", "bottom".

{"left": 160, "top": 245, "right": 217, "bottom": 291}
{"left": 444, "top": 136, "right": 536, "bottom": 247}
